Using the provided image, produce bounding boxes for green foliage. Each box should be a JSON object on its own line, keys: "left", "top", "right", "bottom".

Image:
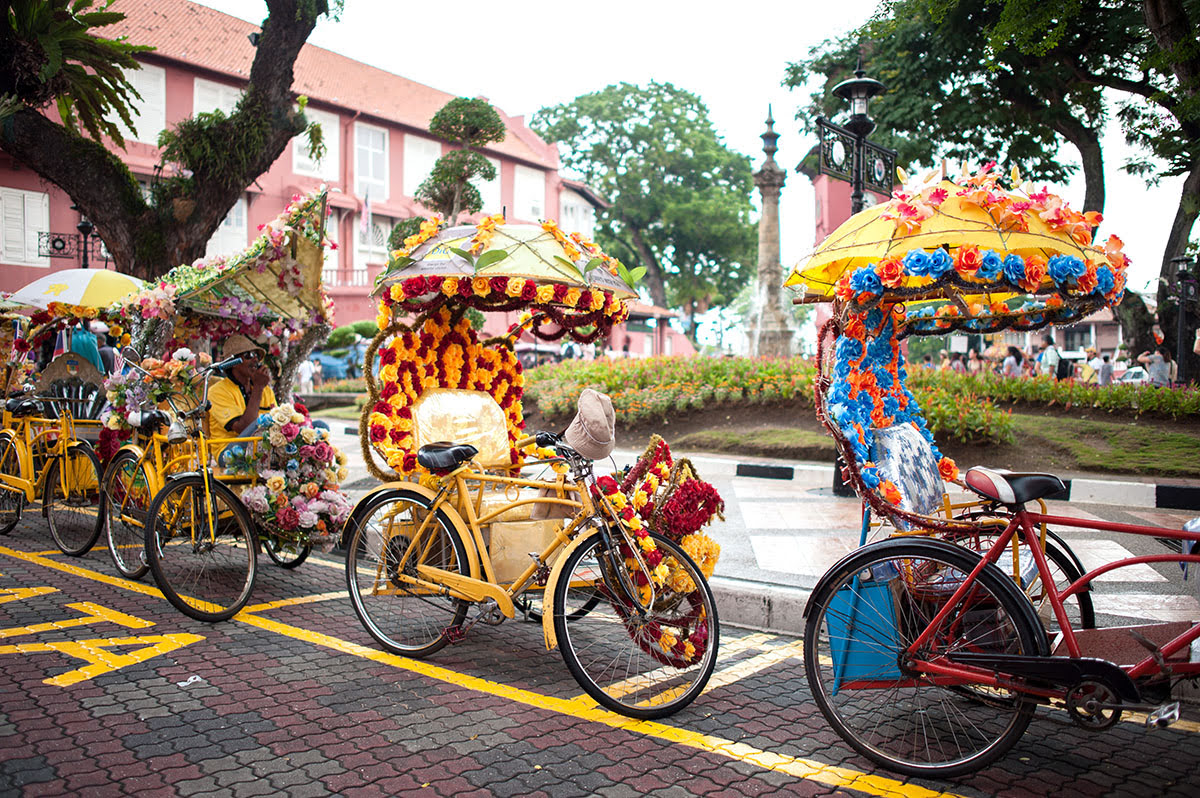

{"left": 531, "top": 82, "right": 756, "bottom": 326}
{"left": 326, "top": 325, "right": 357, "bottom": 348}
{"left": 350, "top": 320, "right": 379, "bottom": 338}
{"left": 0, "top": 0, "right": 153, "bottom": 147}
{"left": 466, "top": 307, "right": 486, "bottom": 331}
{"left": 387, "top": 217, "right": 425, "bottom": 251}
{"left": 414, "top": 97, "right": 506, "bottom": 223}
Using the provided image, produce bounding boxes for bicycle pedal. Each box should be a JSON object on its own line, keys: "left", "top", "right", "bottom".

{"left": 443, "top": 625, "right": 465, "bottom": 644}
{"left": 1145, "top": 701, "right": 1180, "bottom": 729}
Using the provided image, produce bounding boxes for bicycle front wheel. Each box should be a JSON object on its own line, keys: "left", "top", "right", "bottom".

{"left": 145, "top": 475, "right": 257, "bottom": 622}
{"left": 263, "top": 533, "right": 311, "bottom": 569}
{"left": 102, "top": 450, "right": 153, "bottom": 579}
{"left": 45, "top": 446, "right": 104, "bottom": 556}
{"left": 555, "top": 530, "right": 719, "bottom": 719}
{"left": 804, "top": 537, "right": 1047, "bottom": 778}
{"left": 0, "top": 436, "right": 25, "bottom": 535}
{"left": 344, "top": 488, "right": 469, "bottom": 658}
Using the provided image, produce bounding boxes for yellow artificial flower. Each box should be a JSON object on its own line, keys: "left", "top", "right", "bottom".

{"left": 266, "top": 475, "right": 286, "bottom": 493}
{"left": 589, "top": 291, "right": 604, "bottom": 311}
{"left": 442, "top": 277, "right": 459, "bottom": 296}
{"left": 505, "top": 277, "right": 525, "bottom": 297}
{"left": 638, "top": 535, "right": 656, "bottom": 552}
{"left": 632, "top": 489, "right": 649, "bottom": 509}
{"left": 535, "top": 284, "right": 556, "bottom": 304}
{"left": 564, "top": 288, "right": 582, "bottom": 307}
{"left": 472, "top": 276, "right": 490, "bottom": 297}
{"left": 608, "top": 491, "right": 627, "bottom": 510}
{"left": 682, "top": 641, "right": 696, "bottom": 660}
{"left": 659, "top": 629, "right": 678, "bottom": 651}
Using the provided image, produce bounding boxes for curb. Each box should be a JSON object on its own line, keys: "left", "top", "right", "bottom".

{"left": 709, "top": 576, "right": 810, "bottom": 636}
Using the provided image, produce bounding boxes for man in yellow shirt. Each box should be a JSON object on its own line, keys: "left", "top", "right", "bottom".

{"left": 208, "top": 335, "right": 277, "bottom": 436}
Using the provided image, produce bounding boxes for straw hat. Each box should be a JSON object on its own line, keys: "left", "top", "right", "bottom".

{"left": 221, "top": 334, "right": 265, "bottom": 360}
{"left": 563, "top": 388, "right": 616, "bottom": 461}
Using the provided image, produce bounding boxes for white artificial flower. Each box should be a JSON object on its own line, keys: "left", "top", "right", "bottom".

{"left": 172, "top": 347, "right": 194, "bottom": 362}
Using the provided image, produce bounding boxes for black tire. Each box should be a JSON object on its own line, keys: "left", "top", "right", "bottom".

{"left": 803, "top": 537, "right": 1047, "bottom": 778}
{"left": 45, "top": 445, "right": 104, "bottom": 556}
{"left": 554, "top": 530, "right": 719, "bottom": 719}
{"left": 263, "top": 532, "right": 311, "bottom": 569}
{"left": 145, "top": 475, "right": 257, "bottom": 622}
{"left": 102, "top": 450, "right": 153, "bottom": 579}
{"left": 344, "top": 488, "right": 470, "bottom": 657}
{"left": 0, "top": 436, "right": 25, "bottom": 535}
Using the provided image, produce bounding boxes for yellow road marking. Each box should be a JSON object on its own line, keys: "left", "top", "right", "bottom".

{"left": 32, "top": 550, "right": 64, "bottom": 557}
{"left": 0, "top": 634, "right": 204, "bottom": 687}
{"left": 0, "top": 545, "right": 165, "bottom": 600}
{"left": 0, "top": 586, "right": 59, "bottom": 605}
{"left": 703, "top": 640, "right": 806, "bottom": 692}
{"left": 0, "top": 601, "right": 153, "bottom": 639}
{"left": 242, "top": 591, "right": 345, "bottom": 613}
{"left": 596, "top": 633, "right": 788, "bottom": 701}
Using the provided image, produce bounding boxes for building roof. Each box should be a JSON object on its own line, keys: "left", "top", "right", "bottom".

{"left": 104, "top": 0, "right": 559, "bottom": 170}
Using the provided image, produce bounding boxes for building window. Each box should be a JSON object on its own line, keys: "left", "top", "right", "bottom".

{"left": 0, "top": 187, "right": 50, "bottom": 267}
{"left": 403, "top": 135, "right": 441, "bottom": 198}
{"left": 355, "top": 122, "right": 389, "bottom": 202}
{"left": 471, "top": 156, "right": 501, "bottom": 214}
{"left": 513, "top": 165, "right": 545, "bottom": 221}
{"left": 107, "top": 62, "right": 165, "bottom": 144}
{"left": 293, "top": 106, "right": 341, "bottom": 180}
{"left": 351, "top": 213, "right": 392, "bottom": 286}
{"left": 193, "top": 77, "right": 242, "bottom": 116}
{"left": 560, "top": 191, "right": 596, "bottom": 237}
{"left": 204, "top": 196, "right": 248, "bottom": 259}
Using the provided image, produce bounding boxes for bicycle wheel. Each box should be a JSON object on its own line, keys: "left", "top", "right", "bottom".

{"left": 804, "top": 537, "right": 1047, "bottom": 778}
{"left": 516, "top": 587, "right": 601, "bottom": 623}
{"left": 344, "top": 488, "right": 469, "bottom": 657}
{"left": 555, "top": 530, "right": 719, "bottom": 719}
{"left": 102, "top": 450, "right": 153, "bottom": 579}
{"left": 145, "top": 475, "right": 257, "bottom": 622}
{"left": 263, "top": 532, "right": 311, "bottom": 569}
{"left": 0, "top": 436, "right": 25, "bottom": 535}
{"left": 44, "top": 445, "right": 104, "bottom": 556}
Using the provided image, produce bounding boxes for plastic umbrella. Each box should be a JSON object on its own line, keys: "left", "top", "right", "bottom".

{"left": 12, "top": 268, "right": 145, "bottom": 312}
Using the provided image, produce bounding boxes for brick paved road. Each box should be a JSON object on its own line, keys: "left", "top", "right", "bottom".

{"left": 2, "top": 515, "right": 1199, "bottom": 797}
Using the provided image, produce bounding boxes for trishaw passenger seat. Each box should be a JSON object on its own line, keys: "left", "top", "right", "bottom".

{"left": 412, "top": 389, "right": 511, "bottom": 468}
{"left": 5, "top": 397, "right": 42, "bottom": 417}
{"left": 871, "top": 422, "right": 946, "bottom": 526}
{"left": 964, "top": 466, "right": 1066, "bottom": 506}
{"left": 417, "top": 442, "right": 478, "bottom": 472}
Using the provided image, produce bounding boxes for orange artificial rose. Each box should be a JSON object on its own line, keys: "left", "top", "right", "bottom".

{"left": 938, "top": 456, "right": 958, "bottom": 482}
{"left": 954, "top": 245, "right": 982, "bottom": 278}
{"left": 878, "top": 256, "right": 905, "bottom": 288}
{"left": 1021, "top": 255, "right": 1048, "bottom": 292}
{"left": 880, "top": 480, "right": 903, "bottom": 505}
{"left": 472, "top": 276, "right": 490, "bottom": 297}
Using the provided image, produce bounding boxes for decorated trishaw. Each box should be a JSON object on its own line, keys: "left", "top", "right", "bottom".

{"left": 346, "top": 214, "right": 724, "bottom": 718}
{"left": 789, "top": 164, "right": 1200, "bottom": 776}
{"left": 0, "top": 270, "right": 146, "bottom": 556}
{"left": 103, "top": 189, "right": 352, "bottom": 622}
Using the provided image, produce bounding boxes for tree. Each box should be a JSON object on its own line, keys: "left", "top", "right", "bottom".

{"left": 414, "top": 97, "right": 506, "bottom": 224}
{"left": 0, "top": 0, "right": 340, "bottom": 280}
{"left": 531, "top": 82, "right": 756, "bottom": 335}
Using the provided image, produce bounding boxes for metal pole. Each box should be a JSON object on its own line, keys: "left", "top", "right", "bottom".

{"left": 850, "top": 135, "right": 865, "bottom": 214}
{"left": 1172, "top": 257, "right": 1190, "bottom": 386}
{"left": 79, "top": 229, "right": 90, "bottom": 269}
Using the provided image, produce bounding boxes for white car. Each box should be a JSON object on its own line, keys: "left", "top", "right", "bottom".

{"left": 1117, "top": 366, "right": 1149, "bottom": 383}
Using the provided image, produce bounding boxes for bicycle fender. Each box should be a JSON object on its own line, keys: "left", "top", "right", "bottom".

{"left": 541, "top": 527, "right": 603, "bottom": 652}
{"left": 341, "top": 481, "right": 481, "bottom": 580}
{"left": 66, "top": 439, "right": 96, "bottom": 457}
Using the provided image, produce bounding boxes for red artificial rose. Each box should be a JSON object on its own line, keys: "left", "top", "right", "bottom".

{"left": 398, "top": 406, "right": 412, "bottom": 419}
{"left": 276, "top": 505, "right": 300, "bottom": 530}
{"left": 293, "top": 401, "right": 309, "bottom": 416}
{"left": 521, "top": 282, "right": 537, "bottom": 302}
{"left": 620, "top": 506, "right": 635, "bottom": 521}
{"left": 402, "top": 453, "right": 417, "bottom": 472}
{"left": 13, "top": 339, "right": 30, "bottom": 353}
{"left": 552, "top": 284, "right": 569, "bottom": 302}
{"left": 955, "top": 245, "right": 982, "bottom": 277}
{"left": 426, "top": 275, "right": 443, "bottom": 292}
{"left": 644, "top": 548, "right": 663, "bottom": 568}
{"left": 380, "top": 347, "right": 398, "bottom": 365}
{"left": 389, "top": 428, "right": 403, "bottom": 443}
{"left": 402, "top": 276, "right": 428, "bottom": 296}
{"left": 596, "top": 475, "right": 619, "bottom": 493}
{"left": 373, "top": 401, "right": 392, "bottom": 416}
{"left": 458, "top": 279, "right": 474, "bottom": 298}
{"left": 381, "top": 382, "right": 398, "bottom": 400}
{"left": 877, "top": 256, "right": 904, "bottom": 288}
{"left": 490, "top": 276, "right": 508, "bottom": 293}
{"left": 370, "top": 423, "right": 387, "bottom": 442}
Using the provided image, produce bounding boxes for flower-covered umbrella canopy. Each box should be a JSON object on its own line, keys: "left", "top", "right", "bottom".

{"left": 374, "top": 215, "right": 638, "bottom": 343}
{"left": 12, "top": 268, "right": 145, "bottom": 314}
{"left": 785, "top": 164, "right": 1128, "bottom": 335}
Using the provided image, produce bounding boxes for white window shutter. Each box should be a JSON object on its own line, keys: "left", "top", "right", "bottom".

{"left": 1, "top": 189, "right": 24, "bottom": 262}
{"left": 26, "top": 192, "right": 48, "bottom": 266}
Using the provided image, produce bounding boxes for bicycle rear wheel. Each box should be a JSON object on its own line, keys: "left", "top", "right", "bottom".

{"left": 0, "top": 436, "right": 25, "bottom": 535}
{"left": 45, "top": 446, "right": 104, "bottom": 556}
{"left": 102, "top": 450, "right": 153, "bottom": 579}
{"left": 145, "top": 475, "right": 257, "bottom": 622}
{"left": 555, "top": 530, "right": 719, "bottom": 719}
{"left": 804, "top": 537, "right": 1047, "bottom": 778}
{"left": 344, "top": 488, "right": 469, "bottom": 657}
{"left": 263, "top": 534, "right": 312, "bottom": 568}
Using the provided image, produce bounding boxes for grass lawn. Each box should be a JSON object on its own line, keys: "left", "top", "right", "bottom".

{"left": 1010, "top": 414, "right": 1200, "bottom": 478}
{"left": 673, "top": 427, "right": 836, "bottom": 460}
{"left": 316, "top": 404, "right": 362, "bottom": 421}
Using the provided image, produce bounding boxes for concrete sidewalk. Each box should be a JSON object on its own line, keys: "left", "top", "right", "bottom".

{"left": 319, "top": 417, "right": 1200, "bottom": 638}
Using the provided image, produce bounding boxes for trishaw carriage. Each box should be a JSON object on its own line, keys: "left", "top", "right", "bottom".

{"left": 346, "top": 214, "right": 724, "bottom": 719}
{"left": 103, "top": 190, "right": 351, "bottom": 622}
{"left": 790, "top": 164, "right": 1200, "bottom": 776}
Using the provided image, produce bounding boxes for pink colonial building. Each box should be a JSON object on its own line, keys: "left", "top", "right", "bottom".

{"left": 0, "top": 0, "right": 611, "bottom": 328}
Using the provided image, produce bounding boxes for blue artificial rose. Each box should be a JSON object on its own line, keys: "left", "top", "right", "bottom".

{"left": 928, "top": 248, "right": 953, "bottom": 277}
{"left": 1048, "top": 255, "right": 1086, "bottom": 284}
{"left": 903, "top": 249, "right": 933, "bottom": 277}
{"left": 850, "top": 266, "right": 882, "bottom": 296}
{"left": 1002, "top": 254, "right": 1026, "bottom": 286}
{"left": 836, "top": 337, "right": 863, "bottom": 360}
{"left": 876, "top": 370, "right": 894, "bottom": 392}
{"left": 1096, "top": 265, "right": 1115, "bottom": 295}
{"left": 860, "top": 465, "right": 881, "bottom": 488}
{"left": 882, "top": 396, "right": 900, "bottom": 417}
{"left": 286, "top": 458, "right": 299, "bottom": 471}
{"left": 285, "top": 442, "right": 298, "bottom": 455}
{"left": 833, "top": 357, "right": 853, "bottom": 380}
{"left": 977, "top": 250, "right": 1004, "bottom": 281}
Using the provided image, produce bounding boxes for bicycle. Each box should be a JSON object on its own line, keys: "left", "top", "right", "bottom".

{"left": 343, "top": 430, "right": 719, "bottom": 719}
{"left": 0, "top": 385, "right": 104, "bottom": 555}
{"left": 803, "top": 466, "right": 1200, "bottom": 777}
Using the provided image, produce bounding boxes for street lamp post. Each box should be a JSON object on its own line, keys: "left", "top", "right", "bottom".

{"left": 72, "top": 204, "right": 95, "bottom": 269}
{"left": 1170, "top": 255, "right": 1198, "bottom": 384}
{"left": 832, "top": 64, "right": 886, "bottom": 214}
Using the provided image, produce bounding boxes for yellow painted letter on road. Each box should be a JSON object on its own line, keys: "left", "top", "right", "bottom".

{"left": 0, "top": 587, "right": 59, "bottom": 605}
{"left": 0, "top": 634, "right": 204, "bottom": 686}
{"left": 0, "top": 601, "right": 154, "bottom": 639}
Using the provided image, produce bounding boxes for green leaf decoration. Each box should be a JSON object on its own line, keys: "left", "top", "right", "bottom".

{"left": 552, "top": 255, "right": 585, "bottom": 281}
{"left": 583, "top": 257, "right": 604, "bottom": 275}
{"left": 474, "top": 250, "right": 510, "bottom": 271}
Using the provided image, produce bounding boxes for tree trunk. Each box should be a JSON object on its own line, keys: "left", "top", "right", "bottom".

{"left": 1153, "top": 155, "right": 1200, "bottom": 383}
{"left": 627, "top": 221, "right": 668, "bottom": 307}
{"left": 1050, "top": 116, "right": 1105, "bottom": 214}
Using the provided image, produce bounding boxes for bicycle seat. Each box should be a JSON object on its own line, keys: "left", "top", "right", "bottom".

{"left": 138, "top": 409, "right": 169, "bottom": 433}
{"left": 964, "top": 466, "right": 1066, "bottom": 505}
{"left": 5, "top": 397, "right": 42, "bottom": 417}
{"left": 417, "top": 442, "right": 478, "bottom": 472}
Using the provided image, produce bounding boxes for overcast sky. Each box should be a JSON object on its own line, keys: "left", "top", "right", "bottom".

{"left": 195, "top": 0, "right": 1184, "bottom": 293}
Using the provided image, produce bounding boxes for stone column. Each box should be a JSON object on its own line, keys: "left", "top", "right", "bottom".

{"left": 751, "top": 107, "right": 792, "bottom": 357}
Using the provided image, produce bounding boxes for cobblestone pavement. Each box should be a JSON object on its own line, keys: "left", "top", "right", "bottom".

{"left": 2, "top": 513, "right": 1200, "bottom": 798}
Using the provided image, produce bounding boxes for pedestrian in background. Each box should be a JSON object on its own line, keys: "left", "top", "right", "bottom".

{"left": 950, "top": 353, "right": 967, "bottom": 374}
{"left": 1002, "top": 346, "right": 1023, "bottom": 378}
{"left": 1098, "top": 354, "right": 1114, "bottom": 386}
{"left": 967, "top": 349, "right": 983, "bottom": 374}
{"left": 312, "top": 357, "right": 323, "bottom": 388}
{"left": 1138, "top": 345, "right": 1173, "bottom": 387}
{"left": 1038, "top": 335, "right": 1061, "bottom": 378}
{"left": 937, "top": 350, "right": 950, "bottom": 371}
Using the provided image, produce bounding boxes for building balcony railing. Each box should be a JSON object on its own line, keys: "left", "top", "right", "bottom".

{"left": 322, "top": 262, "right": 384, "bottom": 289}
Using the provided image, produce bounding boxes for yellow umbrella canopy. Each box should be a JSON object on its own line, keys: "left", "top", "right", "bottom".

{"left": 11, "top": 268, "right": 145, "bottom": 314}
{"left": 785, "top": 166, "right": 1130, "bottom": 335}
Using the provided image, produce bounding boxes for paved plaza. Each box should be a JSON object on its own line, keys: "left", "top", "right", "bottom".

{"left": 2, "top": 422, "right": 1200, "bottom": 796}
